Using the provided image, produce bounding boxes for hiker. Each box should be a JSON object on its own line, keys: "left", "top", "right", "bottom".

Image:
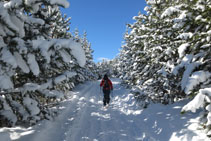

{"left": 100, "top": 74, "right": 113, "bottom": 106}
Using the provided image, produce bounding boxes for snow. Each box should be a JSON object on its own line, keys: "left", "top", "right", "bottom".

{"left": 182, "top": 92, "right": 206, "bottom": 113}
{"left": 0, "top": 79, "right": 209, "bottom": 141}
{"left": 23, "top": 96, "right": 40, "bottom": 116}
{"left": 64, "top": 71, "right": 77, "bottom": 78}
{"left": 27, "top": 54, "right": 40, "bottom": 76}
{"left": 14, "top": 52, "right": 30, "bottom": 73}
{"left": 50, "top": 0, "right": 70, "bottom": 8}
{"left": 55, "top": 39, "right": 86, "bottom": 67}
{"left": 146, "top": 0, "right": 156, "bottom": 5}
{"left": 32, "top": 39, "right": 86, "bottom": 67}
{"left": 0, "top": 75, "right": 14, "bottom": 89}
{"left": 59, "top": 49, "right": 72, "bottom": 63}
{"left": 196, "top": 4, "right": 205, "bottom": 12}
{"left": 185, "top": 71, "right": 211, "bottom": 94}
{"left": 21, "top": 83, "right": 40, "bottom": 94}
{"left": 181, "top": 62, "right": 201, "bottom": 91}
{"left": 0, "top": 96, "right": 17, "bottom": 125}
{"left": 177, "top": 33, "right": 193, "bottom": 40}
{"left": 54, "top": 75, "right": 67, "bottom": 84}
{"left": 182, "top": 88, "right": 211, "bottom": 125}
{"left": 172, "top": 54, "right": 193, "bottom": 75}
{"left": 0, "top": 37, "right": 6, "bottom": 48}
{"left": 182, "top": 87, "right": 211, "bottom": 126}
{"left": 10, "top": 14, "right": 25, "bottom": 38}
{"left": 0, "top": 5, "right": 19, "bottom": 36}
{"left": 0, "top": 132, "right": 10, "bottom": 141}
{"left": 1, "top": 48, "right": 17, "bottom": 68}
{"left": 3, "top": 0, "right": 22, "bottom": 9}
{"left": 40, "top": 90, "right": 64, "bottom": 99}
{"left": 157, "top": 67, "right": 167, "bottom": 77}
{"left": 161, "top": 7, "right": 179, "bottom": 18}
{"left": 54, "top": 71, "right": 77, "bottom": 84}
{"left": 178, "top": 43, "right": 190, "bottom": 58}
{"left": 201, "top": 44, "right": 210, "bottom": 49}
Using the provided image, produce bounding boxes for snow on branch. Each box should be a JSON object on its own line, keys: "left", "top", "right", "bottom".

{"left": 32, "top": 39, "right": 86, "bottom": 67}
{"left": 49, "top": 0, "right": 70, "bottom": 8}
{"left": 161, "top": 7, "right": 180, "bottom": 18}
{"left": 178, "top": 43, "right": 190, "bottom": 58}
{"left": 185, "top": 71, "right": 211, "bottom": 94}
{"left": 181, "top": 61, "right": 201, "bottom": 91}
{"left": 0, "top": 75, "right": 14, "bottom": 90}
{"left": 182, "top": 91, "right": 206, "bottom": 113}
{"left": 182, "top": 88, "right": 211, "bottom": 113}
{"left": 172, "top": 54, "right": 193, "bottom": 75}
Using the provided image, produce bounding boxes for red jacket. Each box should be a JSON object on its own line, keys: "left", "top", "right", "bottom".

{"left": 100, "top": 79, "right": 113, "bottom": 90}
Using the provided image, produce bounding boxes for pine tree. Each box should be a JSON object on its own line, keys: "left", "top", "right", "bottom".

{"left": 116, "top": 0, "right": 211, "bottom": 134}
{"left": 0, "top": 0, "right": 86, "bottom": 127}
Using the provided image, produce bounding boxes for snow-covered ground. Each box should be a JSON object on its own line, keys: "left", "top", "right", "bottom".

{"left": 0, "top": 78, "right": 209, "bottom": 141}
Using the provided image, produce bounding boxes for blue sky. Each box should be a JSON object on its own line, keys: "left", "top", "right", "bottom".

{"left": 62, "top": 0, "right": 147, "bottom": 62}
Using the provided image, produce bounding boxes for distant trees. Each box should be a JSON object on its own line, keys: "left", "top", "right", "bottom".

{"left": 115, "top": 0, "right": 211, "bottom": 133}
{"left": 0, "top": 0, "right": 96, "bottom": 127}
{"left": 79, "top": 31, "right": 98, "bottom": 81}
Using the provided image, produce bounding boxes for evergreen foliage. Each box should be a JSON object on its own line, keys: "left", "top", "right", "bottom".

{"left": 115, "top": 0, "right": 211, "bottom": 133}
{"left": 0, "top": 0, "right": 96, "bottom": 127}
{"left": 97, "top": 59, "right": 114, "bottom": 79}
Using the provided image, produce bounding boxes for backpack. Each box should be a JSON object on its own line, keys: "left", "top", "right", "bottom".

{"left": 103, "top": 79, "right": 110, "bottom": 90}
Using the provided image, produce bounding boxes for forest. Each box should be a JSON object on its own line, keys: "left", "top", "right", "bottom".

{"left": 0, "top": 0, "right": 211, "bottom": 138}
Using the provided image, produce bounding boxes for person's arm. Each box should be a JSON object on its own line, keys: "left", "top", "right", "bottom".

{"left": 100, "top": 79, "right": 104, "bottom": 87}
{"left": 109, "top": 80, "right": 113, "bottom": 90}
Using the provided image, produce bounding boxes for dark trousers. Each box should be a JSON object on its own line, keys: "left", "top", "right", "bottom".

{"left": 103, "top": 89, "right": 110, "bottom": 106}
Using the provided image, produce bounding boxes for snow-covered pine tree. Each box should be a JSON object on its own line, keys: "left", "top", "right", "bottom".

{"left": 0, "top": 0, "right": 86, "bottom": 127}
{"left": 97, "top": 59, "right": 114, "bottom": 78}
{"left": 73, "top": 28, "right": 80, "bottom": 42}
{"left": 139, "top": 0, "right": 183, "bottom": 104}
{"left": 81, "top": 31, "right": 98, "bottom": 80}
{"left": 170, "top": 0, "right": 211, "bottom": 133}
{"left": 116, "top": 0, "right": 211, "bottom": 134}
{"left": 116, "top": 0, "right": 210, "bottom": 103}
{"left": 71, "top": 31, "right": 98, "bottom": 82}
{"left": 117, "top": 26, "right": 137, "bottom": 85}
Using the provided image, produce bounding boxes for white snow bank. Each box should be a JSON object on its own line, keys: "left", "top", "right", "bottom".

{"left": 0, "top": 132, "right": 10, "bottom": 141}
{"left": 0, "top": 79, "right": 210, "bottom": 141}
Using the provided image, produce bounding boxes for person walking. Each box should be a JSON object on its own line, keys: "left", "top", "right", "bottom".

{"left": 100, "top": 74, "right": 113, "bottom": 107}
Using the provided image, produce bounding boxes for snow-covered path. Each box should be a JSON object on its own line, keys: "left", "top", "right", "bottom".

{"left": 0, "top": 79, "right": 209, "bottom": 141}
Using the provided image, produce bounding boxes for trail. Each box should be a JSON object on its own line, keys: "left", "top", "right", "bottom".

{"left": 0, "top": 79, "right": 209, "bottom": 141}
